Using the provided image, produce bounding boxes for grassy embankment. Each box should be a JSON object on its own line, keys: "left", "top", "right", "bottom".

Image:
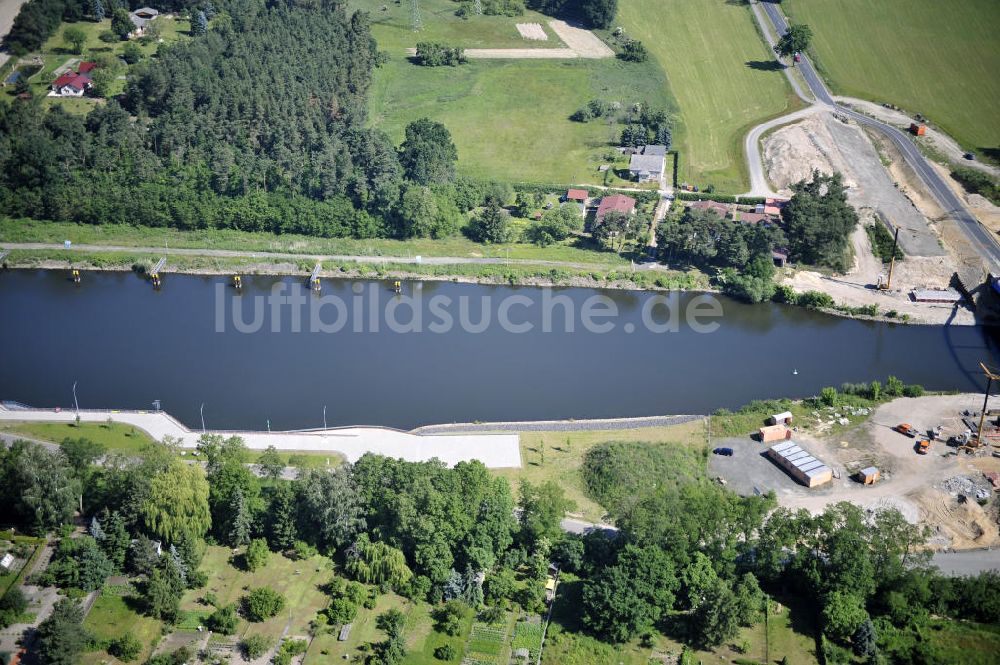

{"left": 783, "top": 0, "right": 1000, "bottom": 159}
{"left": 617, "top": 0, "right": 802, "bottom": 193}
{"left": 351, "top": 0, "right": 676, "bottom": 186}
{"left": 0, "top": 421, "right": 341, "bottom": 469}
{"left": 0, "top": 220, "right": 707, "bottom": 291}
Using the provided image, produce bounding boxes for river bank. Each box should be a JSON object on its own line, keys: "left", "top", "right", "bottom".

{"left": 2, "top": 245, "right": 976, "bottom": 326}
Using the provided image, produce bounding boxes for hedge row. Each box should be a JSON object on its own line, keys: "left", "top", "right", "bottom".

{"left": 675, "top": 192, "right": 767, "bottom": 205}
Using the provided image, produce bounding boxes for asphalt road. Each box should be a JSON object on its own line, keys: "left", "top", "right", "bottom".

{"left": 931, "top": 548, "right": 1000, "bottom": 576}
{"left": 759, "top": 1, "right": 1000, "bottom": 270}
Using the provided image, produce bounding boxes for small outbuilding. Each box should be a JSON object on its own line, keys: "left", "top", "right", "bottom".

{"left": 565, "top": 188, "right": 588, "bottom": 203}
{"left": 338, "top": 623, "right": 353, "bottom": 641}
{"left": 859, "top": 466, "right": 880, "bottom": 485}
{"left": 759, "top": 424, "right": 792, "bottom": 443}
{"left": 768, "top": 411, "right": 793, "bottom": 426}
{"left": 766, "top": 441, "right": 833, "bottom": 488}
{"left": 0, "top": 553, "right": 14, "bottom": 571}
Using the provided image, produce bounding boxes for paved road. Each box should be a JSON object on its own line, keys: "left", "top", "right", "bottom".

{"left": 560, "top": 517, "right": 618, "bottom": 537}
{"left": 932, "top": 548, "right": 1000, "bottom": 576}
{"left": 413, "top": 414, "right": 703, "bottom": 434}
{"left": 757, "top": 1, "right": 1000, "bottom": 270}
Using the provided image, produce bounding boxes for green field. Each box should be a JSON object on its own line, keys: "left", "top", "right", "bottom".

{"left": 618, "top": 0, "right": 800, "bottom": 192}
{"left": 784, "top": 0, "right": 1000, "bottom": 157}
{"left": 0, "top": 421, "right": 156, "bottom": 452}
{"left": 82, "top": 590, "right": 164, "bottom": 665}
{"left": 352, "top": 0, "right": 675, "bottom": 185}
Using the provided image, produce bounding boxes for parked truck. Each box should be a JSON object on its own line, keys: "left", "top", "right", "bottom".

{"left": 917, "top": 439, "right": 930, "bottom": 455}
{"left": 895, "top": 423, "right": 917, "bottom": 438}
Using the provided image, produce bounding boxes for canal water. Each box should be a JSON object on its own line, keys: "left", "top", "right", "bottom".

{"left": 1, "top": 269, "right": 997, "bottom": 430}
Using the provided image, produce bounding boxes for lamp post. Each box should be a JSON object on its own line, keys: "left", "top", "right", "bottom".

{"left": 200, "top": 403, "right": 206, "bottom": 434}
{"left": 72, "top": 381, "right": 79, "bottom": 414}
{"left": 323, "top": 405, "right": 327, "bottom": 430}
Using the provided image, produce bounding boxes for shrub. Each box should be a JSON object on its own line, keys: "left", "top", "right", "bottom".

{"left": 242, "top": 587, "right": 286, "bottom": 622}
{"left": 795, "top": 290, "right": 834, "bottom": 309}
{"left": 414, "top": 42, "right": 466, "bottom": 67}
{"left": 433, "top": 600, "right": 469, "bottom": 636}
{"left": 902, "top": 384, "right": 925, "bottom": 397}
{"left": 108, "top": 633, "right": 142, "bottom": 662}
{"left": 240, "top": 634, "right": 271, "bottom": 659}
{"left": 619, "top": 39, "right": 648, "bottom": 62}
{"left": 951, "top": 167, "right": 1000, "bottom": 206}
{"left": 205, "top": 604, "right": 238, "bottom": 634}
{"left": 434, "top": 643, "right": 457, "bottom": 660}
{"left": 245, "top": 538, "right": 269, "bottom": 572}
{"left": 820, "top": 387, "right": 838, "bottom": 407}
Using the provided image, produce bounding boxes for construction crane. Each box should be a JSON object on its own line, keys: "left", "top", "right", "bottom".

{"left": 876, "top": 226, "right": 900, "bottom": 290}
{"left": 411, "top": 0, "right": 422, "bottom": 31}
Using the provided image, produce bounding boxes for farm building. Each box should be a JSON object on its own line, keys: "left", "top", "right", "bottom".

{"left": 759, "top": 424, "right": 792, "bottom": 443}
{"left": 129, "top": 7, "right": 160, "bottom": 36}
{"left": 0, "top": 553, "right": 14, "bottom": 571}
{"left": 766, "top": 441, "right": 833, "bottom": 488}
{"left": 595, "top": 194, "right": 636, "bottom": 224}
{"left": 565, "top": 188, "right": 588, "bottom": 203}
{"left": 628, "top": 145, "right": 667, "bottom": 183}
{"left": 859, "top": 466, "right": 880, "bottom": 485}
{"left": 768, "top": 411, "right": 793, "bottom": 426}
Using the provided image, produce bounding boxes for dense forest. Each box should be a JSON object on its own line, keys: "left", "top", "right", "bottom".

{"left": 1, "top": 426, "right": 998, "bottom": 664}
{"left": 0, "top": 0, "right": 506, "bottom": 240}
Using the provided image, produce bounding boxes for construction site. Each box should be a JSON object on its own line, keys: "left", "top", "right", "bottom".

{"left": 762, "top": 104, "right": 1000, "bottom": 325}
{"left": 709, "top": 369, "right": 1000, "bottom": 552}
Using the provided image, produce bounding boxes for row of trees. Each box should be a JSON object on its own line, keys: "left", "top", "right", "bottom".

{"left": 526, "top": 0, "right": 617, "bottom": 29}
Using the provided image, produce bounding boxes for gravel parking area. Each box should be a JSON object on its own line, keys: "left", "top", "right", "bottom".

{"left": 708, "top": 436, "right": 805, "bottom": 497}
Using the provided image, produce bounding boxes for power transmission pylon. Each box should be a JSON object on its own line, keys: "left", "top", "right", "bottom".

{"left": 411, "top": 0, "right": 422, "bottom": 31}
{"left": 474, "top": 0, "right": 483, "bottom": 15}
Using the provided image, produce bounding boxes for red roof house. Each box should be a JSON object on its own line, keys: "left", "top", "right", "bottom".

{"left": 77, "top": 61, "right": 97, "bottom": 74}
{"left": 595, "top": 194, "right": 636, "bottom": 223}
{"left": 566, "top": 188, "right": 588, "bottom": 202}
{"left": 688, "top": 199, "right": 731, "bottom": 219}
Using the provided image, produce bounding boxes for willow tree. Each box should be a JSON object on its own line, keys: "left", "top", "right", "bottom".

{"left": 141, "top": 462, "right": 211, "bottom": 543}
{"left": 345, "top": 534, "right": 413, "bottom": 588}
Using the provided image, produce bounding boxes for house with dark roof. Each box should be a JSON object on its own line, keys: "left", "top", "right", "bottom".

{"left": 595, "top": 194, "right": 636, "bottom": 224}
{"left": 129, "top": 7, "right": 160, "bottom": 37}
{"left": 628, "top": 145, "right": 667, "bottom": 183}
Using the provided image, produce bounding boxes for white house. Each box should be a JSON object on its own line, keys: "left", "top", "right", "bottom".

{"left": 0, "top": 553, "right": 15, "bottom": 571}
{"left": 628, "top": 145, "right": 667, "bottom": 183}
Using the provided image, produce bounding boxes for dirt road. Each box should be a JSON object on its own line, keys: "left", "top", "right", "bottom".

{"left": 0, "top": 0, "right": 29, "bottom": 69}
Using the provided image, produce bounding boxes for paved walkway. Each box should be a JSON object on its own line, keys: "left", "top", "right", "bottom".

{"left": 412, "top": 414, "right": 702, "bottom": 434}
{"left": 0, "top": 407, "right": 522, "bottom": 468}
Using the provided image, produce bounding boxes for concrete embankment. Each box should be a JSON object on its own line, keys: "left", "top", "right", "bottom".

{"left": 0, "top": 406, "right": 522, "bottom": 469}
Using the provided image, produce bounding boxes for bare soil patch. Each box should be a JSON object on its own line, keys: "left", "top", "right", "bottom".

{"left": 516, "top": 22, "right": 547, "bottom": 41}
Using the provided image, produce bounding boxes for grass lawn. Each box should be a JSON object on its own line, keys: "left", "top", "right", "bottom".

{"left": 0, "top": 219, "right": 631, "bottom": 267}
{"left": 543, "top": 575, "right": 819, "bottom": 664}
{"left": 354, "top": 0, "right": 675, "bottom": 185}
{"left": 0, "top": 421, "right": 156, "bottom": 452}
{"left": 493, "top": 420, "right": 706, "bottom": 523}
{"left": 925, "top": 617, "right": 1000, "bottom": 665}
{"left": 81, "top": 591, "right": 164, "bottom": 665}
{"left": 350, "top": 0, "right": 563, "bottom": 51}
{"left": 180, "top": 546, "right": 331, "bottom": 645}
{"left": 303, "top": 591, "right": 471, "bottom": 665}
{"left": 783, "top": 0, "right": 1000, "bottom": 157}
{"left": 617, "top": 0, "right": 800, "bottom": 193}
